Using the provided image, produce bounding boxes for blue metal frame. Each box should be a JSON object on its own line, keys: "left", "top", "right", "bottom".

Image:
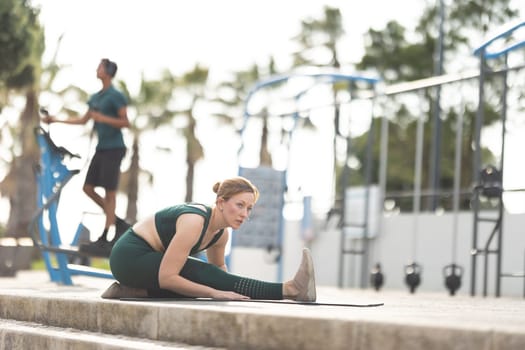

{"left": 239, "top": 72, "right": 379, "bottom": 132}
{"left": 29, "top": 127, "right": 113, "bottom": 285}
{"left": 235, "top": 71, "right": 379, "bottom": 281}
{"left": 473, "top": 20, "right": 525, "bottom": 59}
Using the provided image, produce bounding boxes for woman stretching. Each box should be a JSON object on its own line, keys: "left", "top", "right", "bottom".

{"left": 101, "top": 176, "right": 316, "bottom": 301}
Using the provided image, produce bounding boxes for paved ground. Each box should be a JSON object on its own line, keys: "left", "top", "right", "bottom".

{"left": 1, "top": 270, "right": 525, "bottom": 349}
{"left": 2, "top": 270, "right": 525, "bottom": 332}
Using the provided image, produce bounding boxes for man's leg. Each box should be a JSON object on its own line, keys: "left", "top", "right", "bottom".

{"left": 82, "top": 148, "right": 126, "bottom": 245}
{"left": 104, "top": 190, "right": 117, "bottom": 234}
{"left": 83, "top": 184, "right": 117, "bottom": 242}
{"left": 100, "top": 148, "right": 126, "bottom": 239}
{"left": 83, "top": 183, "right": 105, "bottom": 209}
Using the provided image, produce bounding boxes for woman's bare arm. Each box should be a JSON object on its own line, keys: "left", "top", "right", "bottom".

{"left": 206, "top": 230, "right": 229, "bottom": 272}
{"left": 158, "top": 215, "right": 247, "bottom": 299}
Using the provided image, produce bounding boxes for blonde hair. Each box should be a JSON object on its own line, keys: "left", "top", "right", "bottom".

{"left": 213, "top": 176, "right": 259, "bottom": 203}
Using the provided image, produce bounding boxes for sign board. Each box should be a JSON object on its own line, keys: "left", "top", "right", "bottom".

{"left": 233, "top": 166, "right": 286, "bottom": 248}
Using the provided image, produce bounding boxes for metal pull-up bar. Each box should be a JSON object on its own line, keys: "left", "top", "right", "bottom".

{"left": 473, "top": 19, "right": 525, "bottom": 59}
{"left": 241, "top": 72, "right": 379, "bottom": 118}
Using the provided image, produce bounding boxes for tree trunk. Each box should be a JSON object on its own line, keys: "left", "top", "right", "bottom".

{"left": 6, "top": 89, "right": 39, "bottom": 238}
{"left": 259, "top": 116, "right": 272, "bottom": 167}
{"left": 125, "top": 134, "right": 139, "bottom": 223}
{"left": 185, "top": 158, "right": 194, "bottom": 203}
{"left": 184, "top": 113, "right": 200, "bottom": 203}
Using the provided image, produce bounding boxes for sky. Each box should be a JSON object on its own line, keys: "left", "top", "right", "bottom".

{"left": 8, "top": 0, "right": 525, "bottom": 235}
{"left": 33, "top": 0, "right": 426, "bottom": 92}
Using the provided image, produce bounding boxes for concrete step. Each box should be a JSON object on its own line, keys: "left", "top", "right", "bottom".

{"left": 0, "top": 318, "right": 223, "bottom": 350}
{"left": 1, "top": 281, "right": 525, "bottom": 350}
{"left": 0, "top": 290, "right": 383, "bottom": 350}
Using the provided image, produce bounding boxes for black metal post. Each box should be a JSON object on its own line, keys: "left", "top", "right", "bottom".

{"left": 360, "top": 115, "right": 375, "bottom": 288}
{"left": 471, "top": 51, "right": 486, "bottom": 296}
{"left": 496, "top": 53, "right": 509, "bottom": 297}
{"left": 427, "top": 0, "right": 445, "bottom": 211}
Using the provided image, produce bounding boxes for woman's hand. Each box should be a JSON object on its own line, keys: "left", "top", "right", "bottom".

{"left": 210, "top": 290, "right": 250, "bottom": 300}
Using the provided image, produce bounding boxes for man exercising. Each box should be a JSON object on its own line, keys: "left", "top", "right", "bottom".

{"left": 42, "top": 58, "right": 130, "bottom": 255}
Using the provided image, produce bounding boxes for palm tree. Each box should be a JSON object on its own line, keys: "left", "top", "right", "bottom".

{"left": 117, "top": 64, "right": 209, "bottom": 214}
{"left": 213, "top": 63, "right": 269, "bottom": 165}
{"left": 175, "top": 65, "right": 208, "bottom": 202}
{"left": 116, "top": 69, "right": 177, "bottom": 222}
{"left": 291, "top": 6, "right": 350, "bottom": 207}
{"left": 212, "top": 59, "right": 296, "bottom": 168}
{"left": 0, "top": 0, "right": 45, "bottom": 238}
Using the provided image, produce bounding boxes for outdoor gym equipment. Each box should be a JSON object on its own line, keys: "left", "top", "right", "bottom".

{"left": 235, "top": 71, "right": 379, "bottom": 287}
{"left": 29, "top": 126, "right": 114, "bottom": 285}
{"left": 443, "top": 93, "right": 466, "bottom": 296}
{"left": 470, "top": 19, "right": 525, "bottom": 297}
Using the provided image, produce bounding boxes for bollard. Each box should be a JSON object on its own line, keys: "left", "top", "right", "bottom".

{"left": 404, "top": 262, "right": 422, "bottom": 294}
{"left": 370, "top": 262, "right": 384, "bottom": 291}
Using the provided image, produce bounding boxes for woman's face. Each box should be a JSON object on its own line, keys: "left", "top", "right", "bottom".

{"left": 221, "top": 192, "right": 255, "bottom": 229}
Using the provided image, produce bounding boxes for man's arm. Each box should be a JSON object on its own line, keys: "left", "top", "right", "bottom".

{"left": 41, "top": 110, "right": 91, "bottom": 125}
{"left": 90, "top": 106, "right": 130, "bottom": 129}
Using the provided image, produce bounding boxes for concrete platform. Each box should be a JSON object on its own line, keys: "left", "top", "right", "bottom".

{"left": 1, "top": 271, "right": 525, "bottom": 349}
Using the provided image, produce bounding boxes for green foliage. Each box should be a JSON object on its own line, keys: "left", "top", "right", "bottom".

{"left": 180, "top": 64, "right": 209, "bottom": 86}
{"left": 351, "top": 0, "right": 519, "bottom": 211}
{"left": 358, "top": 0, "right": 519, "bottom": 83}
{"left": 358, "top": 21, "right": 433, "bottom": 83}
{"left": 0, "top": 0, "right": 45, "bottom": 237}
{"left": 0, "top": 0, "right": 45, "bottom": 89}
{"left": 292, "top": 6, "right": 344, "bottom": 67}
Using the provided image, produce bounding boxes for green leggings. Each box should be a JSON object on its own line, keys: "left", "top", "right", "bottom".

{"left": 109, "top": 229, "right": 283, "bottom": 299}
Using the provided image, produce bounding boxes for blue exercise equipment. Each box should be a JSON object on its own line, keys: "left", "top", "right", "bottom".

{"left": 29, "top": 126, "right": 113, "bottom": 285}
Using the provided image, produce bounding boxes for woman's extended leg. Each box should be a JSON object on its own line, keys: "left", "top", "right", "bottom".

{"left": 149, "top": 249, "right": 316, "bottom": 301}
{"left": 177, "top": 256, "right": 283, "bottom": 299}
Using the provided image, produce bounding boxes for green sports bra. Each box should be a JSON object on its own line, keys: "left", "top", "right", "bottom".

{"left": 154, "top": 203, "right": 224, "bottom": 255}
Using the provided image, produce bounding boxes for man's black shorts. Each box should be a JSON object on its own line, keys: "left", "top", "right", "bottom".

{"left": 85, "top": 148, "right": 126, "bottom": 191}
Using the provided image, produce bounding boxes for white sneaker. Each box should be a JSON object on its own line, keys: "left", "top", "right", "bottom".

{"left": 292, "top": 248, "right": 316, "bottom": 302}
